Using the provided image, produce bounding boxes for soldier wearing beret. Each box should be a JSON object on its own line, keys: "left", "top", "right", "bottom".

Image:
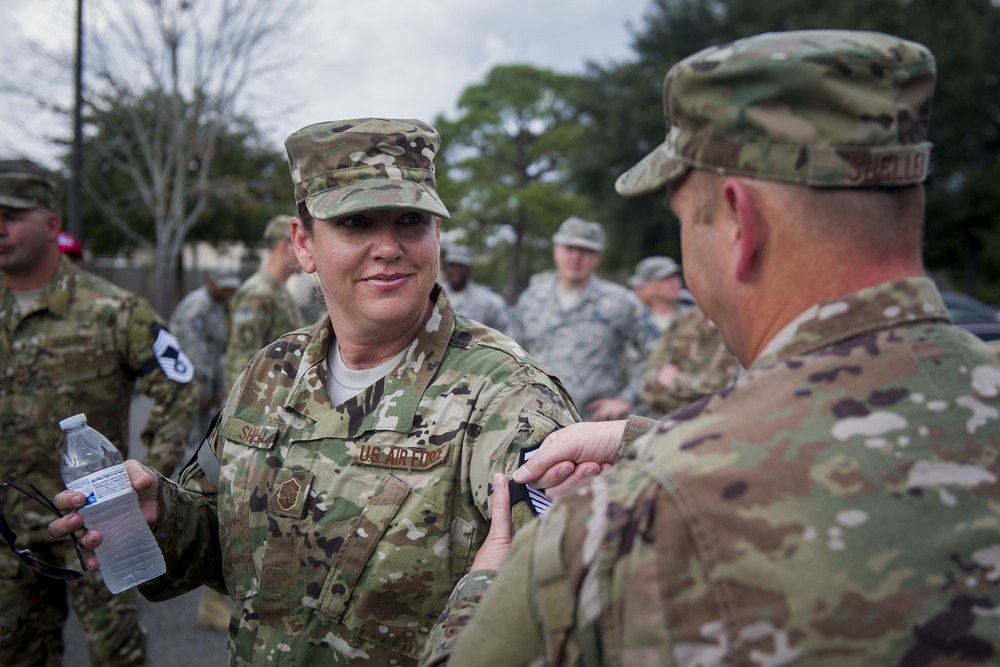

{"left": 0, "top": 159, "right": 198, "bottom": 666}
{"left": 51, "top": 119, "right": 579, "bottom": 665}
{"left": 421, "top": 31, "right": 1000, "bottom": 665}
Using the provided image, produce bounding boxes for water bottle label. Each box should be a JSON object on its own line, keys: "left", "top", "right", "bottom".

{"left": 66, "top": 463, "right": 133, "bottom": 507}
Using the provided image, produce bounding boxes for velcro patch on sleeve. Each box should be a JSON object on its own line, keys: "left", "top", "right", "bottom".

{"left": 151, "top": 326, "right": 195, "bottom": 383}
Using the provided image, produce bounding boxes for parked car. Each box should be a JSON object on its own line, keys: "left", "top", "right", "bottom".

{"left": 939, "top": 291, "right": 1000, "bottom": 341}
{"left": 940, "top": 291, "right": 1000, "bottom": 323}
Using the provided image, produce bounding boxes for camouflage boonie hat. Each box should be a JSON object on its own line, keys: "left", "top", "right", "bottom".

{"left": 0, "top": 159, "right": 62, "bottom": 214}
{"left": 552, "top": 216, "right": 606, "bottom": 253}
{"left": 284, "top": 118, "right": 450, "bottom": 221}
{"left": 616, "top": 30, "right": 936, "bottom": 196}
{"left": 628, "top": 255, "right": 680, "bottom": 287}
{"left": 263, "top": 214, "right": 293, "bottom": 241}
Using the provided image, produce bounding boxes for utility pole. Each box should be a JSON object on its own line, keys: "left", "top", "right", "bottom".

{"left": 67, "top": 0, "right": 84, "bottom": 237}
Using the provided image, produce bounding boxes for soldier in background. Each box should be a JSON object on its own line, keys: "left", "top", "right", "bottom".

{"left": 421, "top": 31, "right": 1000, "bottom": 665}
{"left": 441, "top": 244, "right": 509, "bottom": 333}
{"left": 628, "top": 255, "right": 684, "bottom": 333}
{"left": 511, "top": 216, "right": 658, "bottom": 421}
{"left": 168, "top": 268, "right": 240, "bottom": 455}
{"left": 641, "top": 304, "right": 740, "bottom": 417}
{"left": 0, "top": 159, "right": 198, "bottom": 666}
{"left": 222, "top": 214, "right": 305, "bottom": 392}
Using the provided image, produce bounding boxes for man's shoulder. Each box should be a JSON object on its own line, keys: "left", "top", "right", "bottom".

{"left": 61, "top": 266, "right": 154, "bottom": 319}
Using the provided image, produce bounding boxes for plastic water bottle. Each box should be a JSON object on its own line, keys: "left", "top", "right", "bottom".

{"left": 59, "top": 413, "right": 166, "bottom": 594}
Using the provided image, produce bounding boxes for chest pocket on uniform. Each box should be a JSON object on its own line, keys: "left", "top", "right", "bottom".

{"left": 297, "top": 432, "right": 477, "bottom": 660}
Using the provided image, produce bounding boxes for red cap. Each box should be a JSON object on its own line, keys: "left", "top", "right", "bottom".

{"left": 57, "top": 231, "right": 84, "bottom": 262}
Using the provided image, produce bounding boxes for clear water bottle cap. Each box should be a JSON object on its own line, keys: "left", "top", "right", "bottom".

{"left": 59, "top": 413, "right": 88, "bottom": 431}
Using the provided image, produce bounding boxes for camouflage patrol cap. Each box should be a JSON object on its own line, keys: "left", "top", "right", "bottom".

{"left": 263, "top": 214, "right": 293, "bottom": 241}
{"left": 552, "top": 216, "right": 606, "bottom": 253}
{"left": 0, "top": 159, "right": 62, "bottom": 214}
{"left": 616, "top": 30, "right": 936, "bottom": 196}
{"left": 445, "top": 245, "right": 473, "bottom": 267}
{"left": 284, "top": 118, "right": 450, "bottom": 221}
{"left": 627, "top": 256, "right": 680, "bottom": 288}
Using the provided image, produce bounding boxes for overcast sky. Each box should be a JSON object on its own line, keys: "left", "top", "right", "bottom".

{"left": 0, "top": 0, "right": 652, "bottom": 169}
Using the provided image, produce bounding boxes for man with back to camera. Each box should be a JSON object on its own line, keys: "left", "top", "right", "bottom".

{"left": 0, "top": 158, "right": 198, "bottom": 666}
{"left": 420, "top": 30, "right": 1000, "bottom": 665}
{"left": 442, "top": 244, "right": 510, "bottom": 333}
{"left": 511, "top": 216, "right": 659, "bottom": 421}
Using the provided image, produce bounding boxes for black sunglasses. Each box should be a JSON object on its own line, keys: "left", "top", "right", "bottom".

{"left": 0, "top": 480, "right": 88, "bottom": 580}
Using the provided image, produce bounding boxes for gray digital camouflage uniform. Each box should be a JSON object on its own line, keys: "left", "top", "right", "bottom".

{"left": 139, "top": 286, "right": 579, "bottom": 665}
{"left": 0, "top": 255, "right": 198, "bottom": 666}
{"left": 511, "top": 275, "right": 659, "bottom": 420}
{"left": 422, "top": 277, "right": 1000, "bottom": 666}
{"left": 641, "top": 305, "right": 741, "bottom": 417}
{"left": 170, "top": 284, "right": 229, "bottom": 448}
{"left": 445, "top": 280, "right": 510, "bottom": 334}
{"left": 223, "top": 269, "right": 304, "bottom": 393}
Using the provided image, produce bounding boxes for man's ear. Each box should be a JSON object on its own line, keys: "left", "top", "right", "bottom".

{"left": 45, "top": 211, "right": 62, "bottom": 240}
{"left": 289, "top": 217, "right": 316, "bottom": 274}
{"left": 722, "top": 178, "right": 763, "bottom": 282}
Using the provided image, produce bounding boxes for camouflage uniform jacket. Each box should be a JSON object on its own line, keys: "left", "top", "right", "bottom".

{"left": 511, "top": 275, "right": 659, "bottom": 420}
{"left": 641, "top": 305, "right": 741, "bottom": 417}
{"left": 169, "top": 285, "right": 228, "bottom": 406}
{"left": 139, "top": 286, "right": 579, "bottom": 666}
{"left": 0, "top": 256, "right": 197, "bottom": 542}
{"left": 421, "top": 277, "right": 1000, "bottom": 666}
{"left": 223, "top": 269, "right": 304, "bottom": 392}
{"left": 446, "top": 281, "right": 510, "bottom": 334}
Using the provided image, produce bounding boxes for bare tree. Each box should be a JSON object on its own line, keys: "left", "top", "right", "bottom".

{"left": 66, "top": 0, "right": 291, "bottom": 313}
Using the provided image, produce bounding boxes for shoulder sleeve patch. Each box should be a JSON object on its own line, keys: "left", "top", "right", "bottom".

{"left": 150, "top": 326, "right": 195, "bottom": 383}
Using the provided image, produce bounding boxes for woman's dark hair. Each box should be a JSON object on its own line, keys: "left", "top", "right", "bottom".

{"left": 297, "top": 201, "right": 314, "bottom": 234}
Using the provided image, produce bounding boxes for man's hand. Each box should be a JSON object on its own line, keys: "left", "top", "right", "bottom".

{"left": 48, "top": 460, "right": 162, "bottom": 570}
{"left": 586, "top": 396, "right": 632, "bottom": 421}
{"left": 470, "top": 473, "right": 513, "bottom": 572}
{"left": 513, "top": 421, "right": 627, "bottom": 498}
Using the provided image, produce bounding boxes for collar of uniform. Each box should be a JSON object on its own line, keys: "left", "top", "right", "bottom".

{"left": 285, "top": 284, "right": 456, "bottom": 436}
{"left": 44, "top": 255, "right": 77, "bottom": 317}
{"left": 752, "top": 277, "right": 951, "bottom": 370}
{"left": 0, "top": 254, "right": 76, "bottom": 320}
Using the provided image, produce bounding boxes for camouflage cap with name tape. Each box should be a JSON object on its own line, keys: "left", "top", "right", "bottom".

{"left": 616, "top": 30, "right": 936, "bottom": 196}
{"left": 284, "top": 117, "right": 450, "bottom": 221}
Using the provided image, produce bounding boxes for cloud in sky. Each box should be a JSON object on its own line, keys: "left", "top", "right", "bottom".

{"left": 0, "top": 0, "right": 651, "bottom": 167}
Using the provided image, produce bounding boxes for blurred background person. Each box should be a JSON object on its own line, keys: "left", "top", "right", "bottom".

{"left": 168, "top": 268, "right": 240, "bottom": 458}
{"left": 441, "top": 244, "right": 509, "bottom": 333}
{"left": 641, "top": 304, "right": 741, "bottom": 417}
{"left": 511, "top": 216, "right": 658, "bottom": 421}
{"left": 628, "top": 255, "right": 684, "bottom": 333}
{"left": 222, "top": 214, "right": 305, "bottom": 393}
